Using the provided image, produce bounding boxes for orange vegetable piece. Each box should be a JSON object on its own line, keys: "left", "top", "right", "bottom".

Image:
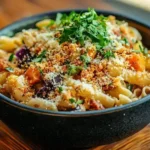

{"left": 25, "top": 67, "right": 41, "bottom": 85}
{"left": 127, "top": 53, "right": 145, "bottom": 71}
{"left": 0, "top": 59, "right": 8, "bottom": 72}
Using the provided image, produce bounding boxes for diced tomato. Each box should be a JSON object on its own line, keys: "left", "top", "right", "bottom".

{"left": 127, "top": 53, "right": 145, "bottom": 71}
{"left": 25, "top": 67, "right": 41, "bottom": 85}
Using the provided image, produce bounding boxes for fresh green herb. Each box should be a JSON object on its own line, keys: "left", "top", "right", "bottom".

{"left": 5, "top": 67, "right": 14, "bottom": 72}
{"left": 56, "top": 13, "right": 63, "bottom": 25}
{"left": 132, "top": 50, "right": 141, "bottom": 53}
{"left": 69, "top": 98, "right": 76, "bottom": 104}
{"left": 122, "top": 38, "right": 129, "bottom": 45}
{"left": 104, "top": 50, "right": 115, "bottom": 59}
{"left": 8, "top": 53, "right": 14, "bottom": 62}
{"left": 80, "top": 54, "right": 91, "bottom": 67}
{"left": 38, "top": 68, "right": 43, "bottom": 75}
{"left": 69, "top": 98, "right": 83, "bottom": 105}
{"left": 58, "top": 87, "right": 63, "bottom": 93}
{"left": 139, "top": 45, "right": 148, "bottom": 56}
{"left": 76, "top": 99, "right": 83, "bottom": 104}
{"left": 32, "top": 50, "right": 47, "bottom": 62}
{"left": 64, "top": 60, "right": 70, "bottom": 64}
{"left": 46, "top": 19, "right": 55, "bottom": 28}
{"left": 59, "top": 9, "right": 110, "bottom": 52}
{"left": 67, "top": 65, "right": 82, "bottom": 76}
{"left": 127, "top": 83, "right": 133, "bottom": 91}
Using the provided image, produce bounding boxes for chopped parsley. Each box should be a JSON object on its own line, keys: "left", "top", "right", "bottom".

{"left": 76, "top": 99, "right": 83, "bottom": 104}
{"left": 122, "top": 38, "right": 129, "bottom": 45}
{"left": 8, "top": 53, "right": 14, "bottom": 62}
{"left": 32, "top": 50, "right": 47, "bottom": 62}
{"left": 64, "top": 60, "right": 70, "bottom": 64}
{"left": 58, "top": 86, "right": 63, "bottom": 93}
{"left": 5, "top": 67, "right": 14, "bottom": 72}
{"left": 69, "top": 98, "right": 83, "bottom": 105}
{"left": 127, "top": 83, "right": 133, "bottom": 91}
{"left": 56, "top": 13, "right": 63, "bottom": 25}
{"left": 80, "top": 54, "right": 91, "bottom": 67}
{"left": 69, "top": 98, "right": 76, "bottom": 104}
{"left": 47, "top": 20, "right": 55, "bottom": 27}
{"left": 67, "top": 65, "right": 82, "bottom": 76}
{"left": 104, "top": 50, "right": 115, "bottom": 59}
{"left": 58, "top": 9, "right": 110, "bottom": 53}
{"left": 38, "top": 68, "right": 43, "bottom": 75}
{"left": 139, "top": 45, "right": 148, "bottom": 56}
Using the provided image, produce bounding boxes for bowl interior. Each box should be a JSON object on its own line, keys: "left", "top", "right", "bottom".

{"left": 0, "top": 10, "right": 150, "bottom": 116}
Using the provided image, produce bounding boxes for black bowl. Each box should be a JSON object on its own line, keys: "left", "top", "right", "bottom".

{"left": 0, "top": 10, "right": 150, "bottom": 149}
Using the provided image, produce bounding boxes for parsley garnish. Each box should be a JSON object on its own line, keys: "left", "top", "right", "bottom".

{"left": 8, "top": 53, "right": 14, "bottom": 62}
{"left": 80, "top": 54, "right": 91, "bottom": 67}
{"left": 67, "top": 65, "right": 82, "bottom": 76}
{"left": 122, "top": 38, "right": 129, "bottom": 45}
{"left": 5, "top": 67, "right": 14, "bottom": 72}
{"left": 38, "top": 68, "right": 43, "bottom": 75}
{"left": 47, "top": 20, "right": 55, "bottom": 27}
{"left": 127, "top": 83, "right": 133, "bottom": 91}
{"left": 58, "top": 86, "right": 63, "bottom": 93}
{"left": 69, "top": 98, "right": 83, "bottom": 104}
{"left": 56, "top": 13, "right": 63, "bottom": 25}
{"left": 139, "top": 45, "right": 148, "bottom": 56}
{"left": 58, "top": 9, "right": 110, "bottom": 52}
{"left": 69, "top": 98, "right": 76, "bottom": 103}
{"left": 64, "top": 60, "right": 70, "bottom": 64}
{"left": 32, "top": 50, "right": 47, "bottom": 62}
{"left": 76, "top": 99, "right": 83, "bottom": 104}
{"left": 104, "top": 50, "right": 115, "bottom": 59}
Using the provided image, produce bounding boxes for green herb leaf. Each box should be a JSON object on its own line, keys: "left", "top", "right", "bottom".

{"left": 64, "top": 60, "right": 70, "bottom": 64}
{"left": 38, "top": 68, "right": 43, "bottom": 75}
{"left": 59, "top": 9, "right": 110, "bottom": 51}
{"left": 69, "top": 98, "right": 83, "bottom": 105}
{"left": 122, "top": 38, "right": 129, "bottom": 45}
{"left": 58, "top": 87, "right": 63, "bottom": 93}
{"left": 80, "top": 54, "right": 91, "bottom": 67}
{"left": 69, "top": 98, "right": 76, "bottom": 104}
{"left": 139, "top": 45, "right": 148, "bottom": 56}
{"left": 76, "top": 99, "right": 83, "bottom": 104}
{"left": 104, "top": 50, "right": 115, "bottom": 59}
{"left": 32, "top": 50, "right": 47, "bottom": 62}
{"left": 127, "top": 83, "right": 133, "bottom": 91}
{"left": 67, "top": 65, "right": 82, "bottom": 76}
{"left": 47, "top": 20, "right": 55, "bottom": 27}
{"left": 8, "top": 53, "right": 14, "bottom": 62}
{"left": 5, "top": 67, "right": 14, "bottom": 72}
{"left": 56, "top": 13, "right": 63, "bottom": 25}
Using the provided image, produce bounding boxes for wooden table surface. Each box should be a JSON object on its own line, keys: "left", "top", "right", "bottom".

{"left": 0, "top": 0, "right": 150, "bottom": 150}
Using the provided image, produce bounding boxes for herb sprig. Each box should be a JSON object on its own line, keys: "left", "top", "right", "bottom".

{"left": 69, "top": 98, "right": 83, "bottom": 105}
{"left": 32, "top": 50, "right": 47, "bottom": 62}
{"left": 5, "top": 67, "right": 14, "bottom": 72}
{"left": 8, "top": 54, "right": 14, "bottom": 62}
{"left": 67, "top": 65, "right": 82, "bottom": 76}
{"left": 57, "top": 9, "right": 111, "bottom": 58}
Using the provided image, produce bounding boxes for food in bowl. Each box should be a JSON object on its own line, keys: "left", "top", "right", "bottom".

{"left": 0, "top": 9, "right": 149, "bottom": 111}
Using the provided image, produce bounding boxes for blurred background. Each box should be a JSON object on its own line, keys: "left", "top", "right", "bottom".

{"left": 0, "top": 0, "right": 149, "bottom": 29}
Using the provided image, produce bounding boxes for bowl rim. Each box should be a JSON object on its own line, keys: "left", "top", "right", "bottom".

{"left": 0, "top": 9, "right": 150, "bottom": 117}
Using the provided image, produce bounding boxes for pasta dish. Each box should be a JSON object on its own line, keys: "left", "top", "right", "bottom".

{"left": 0, "top": 9, "right": 149, "bottom": 111}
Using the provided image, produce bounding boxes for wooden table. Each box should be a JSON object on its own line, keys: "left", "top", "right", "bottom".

{"left": 0, "top": 0, "right": 150, "bottom": 149}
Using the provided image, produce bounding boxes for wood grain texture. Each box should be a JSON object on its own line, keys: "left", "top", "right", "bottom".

{"left": 0, "top": 121, "right": 150, "bottom": 150}
{"left": 0, "top": 0, "right": 150, "bottom": 149}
